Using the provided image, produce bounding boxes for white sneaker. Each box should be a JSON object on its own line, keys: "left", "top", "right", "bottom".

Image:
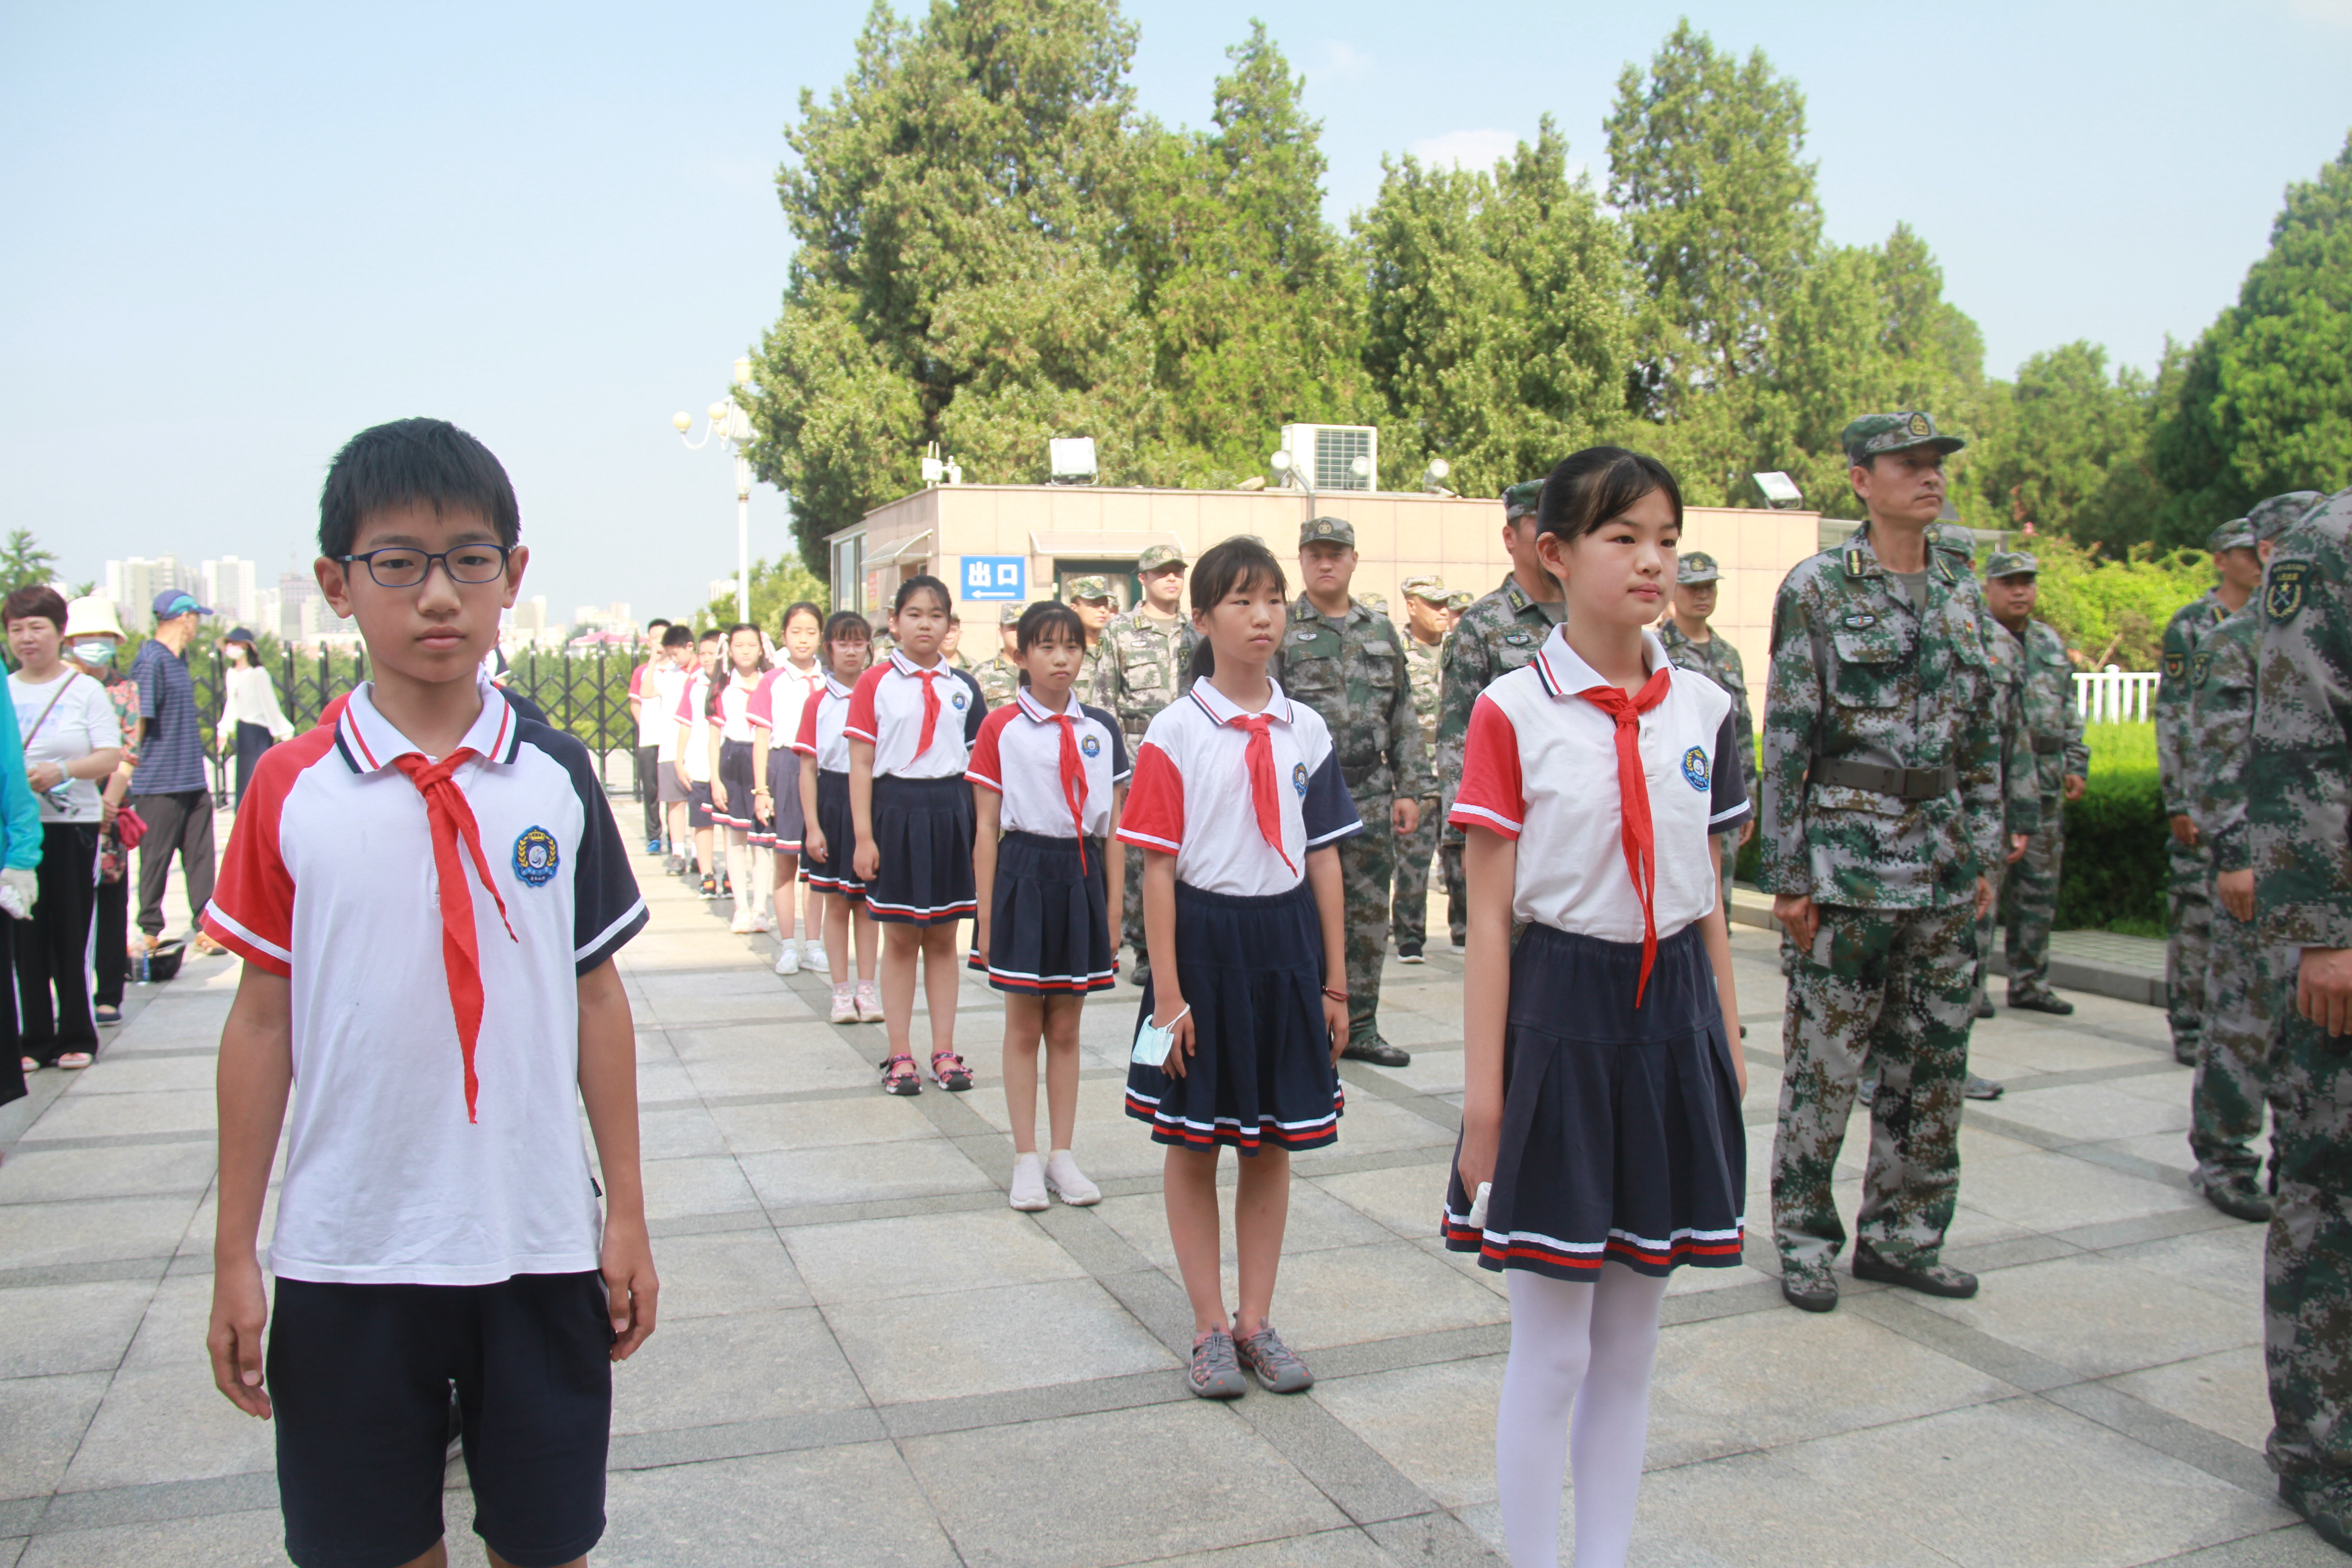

{"left": 730, "top": 911, "right": 756, "bottom": 935}
{"left": 854, "top": 982, "right": 883, "bottom": 1023}
{"left": 1009, "top": 1153, "right": 1049, "bottom": 1212}
{"left": 774, "top": 941, "right": 803, "bottom": 975}
{"left": 1044, "top": 1151, "right": 1101, "bottom": 1206}
{"left": 828, "top": 985, "right": 857, "bottom": 1024}
{"left": 802, "top": 939, "right": 828, "bottom": 972}
{"left": 753, "top": 910, "right": 775, "bottom": 933}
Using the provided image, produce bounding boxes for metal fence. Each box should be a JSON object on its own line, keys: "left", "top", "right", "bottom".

{"left": 2071, "top": 667, "right": 2160, "bottom": 724}
{"left": 189, "top": 647, "right": 642, "bottom": 802}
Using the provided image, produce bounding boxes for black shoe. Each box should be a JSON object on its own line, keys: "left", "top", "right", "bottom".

{"left": 1340, "top": 1037, "right": 1410, "bottom": 1068}
{"left": 2175, "top": 1044, "right": 2197, "bottom": 1066}
{"left": 1964, "top": 1074, "right": 2004, "bottom": 1101}
{"left": 1973, "top": 998, "right": 1995, "bottom": 1019}
{"left": 1396, "top": 943, "right": 1425, "bottom": 965}
{"left": 1852, "top": 1245, "right": 1978, "bottom": 1298}
{"left": 2280, "top": 1475, "right": 2352, "bottom": 1555}
{"left": 2008, "top": 991, "right": 2075, "bottom": 1016}
{"left": 2197, "top": 1171, "right": 2272, "bottom": 1223}
{"left": 1130, "top": 965, "right": 1150, "bottom": 987}
{"left": 1781, "top": 1269, "right": 1838, "bottom": 1313}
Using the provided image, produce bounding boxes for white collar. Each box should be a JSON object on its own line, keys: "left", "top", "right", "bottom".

{"left": 338, "top": 673, "right": 519, "bottom": 774}
{"left": 1186, "top": 676, "right": 1296, "bottom": 727}
{"left": 1532, "top": 624, "right": 1669, "bottom": 701}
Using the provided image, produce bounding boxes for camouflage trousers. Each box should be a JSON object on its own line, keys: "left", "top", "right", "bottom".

{"left": 2265, "top": 992, "right": 2352, "bottom": 1511}
{"left": 1441, "top": 842, "right": 1465, "bottom": 946}
{"left": 2192, "top": 893, "right": 2274, "bottom": 1186}
{"left": 1773, "top": 902, "right": 1976, "bottom": 1275}
{"left": 2168, "top": 836, "right": 2213, "bottom": 1064}
{"left": 1970, "top": 860, "right": 2009, "bottom": 1013}
{"left": 1390, "top": 800, "right": 1438, "bottom": 953}
{"left": 1339, "top": 794, "right": 1395, "bottom": 1047}
{"left": 2002, "top": 814, "right": 2063, "bottom": 1001}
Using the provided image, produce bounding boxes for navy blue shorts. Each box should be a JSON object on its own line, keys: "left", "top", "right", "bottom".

{"left": 269, "top": 1271, "right": 613, "bottom": 1568}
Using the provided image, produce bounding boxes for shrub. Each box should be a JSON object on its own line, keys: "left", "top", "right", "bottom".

{"left": 2023, "top": 535, "right": 2214, "bottom": 671}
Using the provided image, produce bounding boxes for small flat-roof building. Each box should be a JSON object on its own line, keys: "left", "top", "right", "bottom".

{"left": 829, "top": 484, "right": 1821, "bottom": 713}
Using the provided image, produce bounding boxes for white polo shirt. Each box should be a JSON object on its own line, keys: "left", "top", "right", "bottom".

{"left": 202, "top": 677, "right": 648, "bottom": 1286}
{"left": 674, "top": 670, "right": 714, "bottom": 782}
{"left": 843, "top": 649, "right": 975, "bottom": 779}
{"left": 1116, "top": 677, "right": 1361, "bottom": 897}
{"left": 750, "top": 662, "right": 825, "bottom": 747}
{"left": 790, "top": 673, "right": 858, "bottom": 772}
{"left": 713, "top": 671, "right": 761, "bottom": 744}
{"left": 1450, "top": 625, "right": 1749, "bottom": 944}
{"left": 649, "top": 660, "right": 688, "bottom": 763}
{"left": 966, "top": 688, "right": 1130, "bottom": 838}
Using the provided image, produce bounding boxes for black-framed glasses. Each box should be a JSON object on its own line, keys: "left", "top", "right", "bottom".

{"left": 337, "top": 544, "right": 512, "bottom": 588}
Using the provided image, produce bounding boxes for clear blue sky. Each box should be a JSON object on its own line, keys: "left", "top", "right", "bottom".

{"left": 5, "top": 0, "right": 2346, "bottom": 623}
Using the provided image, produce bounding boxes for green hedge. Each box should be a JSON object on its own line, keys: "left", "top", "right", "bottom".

{"left": 1734, "top": 722, "right": 2167, "bottom": 932}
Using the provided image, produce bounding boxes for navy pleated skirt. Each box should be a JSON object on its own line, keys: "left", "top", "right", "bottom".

{"left": 865, "top": 774, "right": 976, "bottom": 926}
{"left": 1124, "top": 880, "right": 1342, "bottom": 1156}
{"left": 803, "top": 769, "right": 863, "bottom": 899}
{"left": 715, "top": 739, "right": 760, "bottom": 832}
{"left": 753, "top": 748, "right": 804, "bottom": 852}
{"left": 970, "top": 831, "right": 1116, "bottom": 993}
{"left": 1441, "top": 921, "right": 1745, "bottom": 1280}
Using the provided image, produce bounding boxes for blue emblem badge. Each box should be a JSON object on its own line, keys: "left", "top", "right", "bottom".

{"left": 1291, "top": 761, "right": 1309, "bottom": 797}
{"left": 951, "top": 690, "right": 967, "bottom": 710}
{"left": 512, "top": 826, "right": 560, "bottom": 887}
{"left": 1680, "top": 747, "right": 1710, "bottom": 793}
{"left": 1080, "top": 735, "right": 1101, "bottom": 757}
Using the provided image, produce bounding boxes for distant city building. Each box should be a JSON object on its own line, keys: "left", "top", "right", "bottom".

{"left": 201, "top": 556, "right": 259, "bottom": 626}
{"left": 103, "top": 555, "right": 201, "bottom": 632}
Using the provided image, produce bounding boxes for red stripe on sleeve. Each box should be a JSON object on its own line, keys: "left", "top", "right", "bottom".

{"left": 200, "top": 723, "right": 338, "bottom": 976}
{"left": 964, "top": 704, "right": 1014, "bottom": 793}
{"left": 1114, "top": 741, "right": 1185, "bottom": 852}
{"left": 1447, "top": 695, "right": 1526, "bottom": 839}
{"left": 746, "top": 669, "right": 775, "bottom": 730}
{"left": 843, "top": 664, "right": 887, "bottom": 744}
{"left": 791, "top": 689, "right": 824, "bottom": 757}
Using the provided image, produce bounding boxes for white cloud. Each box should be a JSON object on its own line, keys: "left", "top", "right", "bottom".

{"left": 1407, "top": 128, "right": 1522, "bottom": 172}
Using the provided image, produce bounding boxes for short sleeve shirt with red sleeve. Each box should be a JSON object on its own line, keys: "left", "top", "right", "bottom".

{"left": 1115, "top": 677, "right": 1361, "bottom": 897}
{"left": 792, "top": 673, "right": 858, "bottom": 771}
{"left": 749, "top": 662, "right": 825, "bottom": 748}
{"left": 715, "top": 671, "right": 761, "bottom": 744}
{"left": 629, "top": 660, "right": 662, "bottom": 748}
{"left": 966, "top": 688, "right": 1130, "bottom": 838}
{"left": 201, "top": 677, "right": 648, "bottom": 1287}
{"left": 843, "top": 650, "right": 974, "bottom": 779}
{"left": 1450, "top": 626, "right": 1748, "bottom": 944}
{"left": 675, "top": 669, "right": 714, "bottom": 782}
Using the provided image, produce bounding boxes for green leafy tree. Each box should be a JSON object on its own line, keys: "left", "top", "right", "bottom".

{"left": 1971, "top": 341, "right": 2164, "bottom": 549}
{"left": 2153, "top": 133, "right": 2352, "bottom": 541}
{"left": 0, "top": 529, "right": 59, "bottom": 595}
{"left": 1357, "top": 120, "right": 1632, "bottom": 501}
{"left": 2016, "top": 532, "right": 2214, "bottom": 670}
{"left": 699, "top": 554, "right": 830, "bottom": 634}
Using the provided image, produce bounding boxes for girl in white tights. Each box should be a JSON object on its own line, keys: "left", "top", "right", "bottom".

{"left": 1444, "top": 446, "right": 1750, "bottom": 1566}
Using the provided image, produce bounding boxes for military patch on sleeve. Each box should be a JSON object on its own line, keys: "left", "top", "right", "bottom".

{"left": 2189, "top": 649, "right": 2213, "bottom": 687}
{"left": 2161, "top": 650, "right": 2185, "bottom": 679}
{"left": 2266, "top": 560, "right": 2314, "bottom": 623}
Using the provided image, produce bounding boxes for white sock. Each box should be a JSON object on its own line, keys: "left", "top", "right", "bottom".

{"left": 748, "top": 845, "right": 773, "bottom": 919}
{"left": 726, "top": 841, "right": 751, "bottom": 916}
{"left": 1496, "top": 1263, "right": 1666, "bottom": 1568}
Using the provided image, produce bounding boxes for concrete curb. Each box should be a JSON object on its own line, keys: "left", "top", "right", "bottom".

{"left": 1725, "top": 887, "right": 2166, "bottom": 1009}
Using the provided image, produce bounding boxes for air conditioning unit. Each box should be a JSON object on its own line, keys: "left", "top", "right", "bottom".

{"left": 1280, "top": 424, "right": 1378, "bottom": 493}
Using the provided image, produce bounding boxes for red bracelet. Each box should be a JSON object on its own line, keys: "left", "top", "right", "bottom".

{"left": 1321, "top": 986, "right": 1347, "bottom": 1003}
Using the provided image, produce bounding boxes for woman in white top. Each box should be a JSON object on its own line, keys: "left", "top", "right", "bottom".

{"left": 214, "top": 627, "right": 294, "bottom": 805}
{"left": 5, "top": 587, "right": 124, "bottom": 1071}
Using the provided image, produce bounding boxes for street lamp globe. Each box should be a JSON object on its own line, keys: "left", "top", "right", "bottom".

{"left": 732, "top": 356, "right": 753, "bottom": 387}
{"left": 671, "top": 412, "right": 692, "bottom": 433}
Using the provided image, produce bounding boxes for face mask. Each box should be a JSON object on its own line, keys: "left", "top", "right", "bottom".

{"left": 72, "top": 642, "right": 114, "bottom": 665}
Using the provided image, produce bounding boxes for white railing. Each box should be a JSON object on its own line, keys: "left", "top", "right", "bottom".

{"left": 2073, "top": 666, "right": 2159, "bottom": 723}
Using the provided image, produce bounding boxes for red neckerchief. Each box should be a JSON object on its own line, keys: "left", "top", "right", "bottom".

{"left": 392, "top": 750, "right": 518, "bottom": 1121}
{"left": 1578, "top": 666, "right": 1675, "bottom": 1006}
{"left": 1051, "top": 711, "right": 1090, "bottom": 870}
{"left": 906, "top": 664, "right": 942, "bottom": 756}
{"left": 1224, "top": 712, "right": 1296, "bottom": 876}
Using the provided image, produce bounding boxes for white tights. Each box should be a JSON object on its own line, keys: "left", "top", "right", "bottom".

{"left": 1497, "top": 1263, "right": 1669, "bottom": 1568}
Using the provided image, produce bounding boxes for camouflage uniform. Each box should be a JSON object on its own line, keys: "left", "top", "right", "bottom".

{"left": 1972, "top": 599, "right": 2033, "bottom": 1014}
{"left": 2247, "top": 485, "right": 2352, "bottom": 1541}
{"left": 1067, "top": 575, "right": 1116, "bottom": 697}
{"left": 1390, "top": 576, "right": 1448, "bottom": 956}
{"left": 1273, "top": 518, "right": 1432, "bottom": 1058}
{"left": 1659, "top": 551, "right": 1756, "bottom": 910}
{"left": 1999, "top": 597, "right": 2088, "bottom": 1005}
{"left": 2160, "top": 560, "right": 2238, "bottom": 1065}
{"left": 972, "top": 603, "right": 1028, "bottom": 710}
{"left": 1758, "top": 414, "right": 2034, "bottom": 1294}
{"left": 1089, "top": 547, "right": 1197, "bottom": 974}
{"left": 1435, "top": 482, "right": 1559, "bottom": 854}
{"left": 1437, "top": 590, "right": 1478, "bottom": 944}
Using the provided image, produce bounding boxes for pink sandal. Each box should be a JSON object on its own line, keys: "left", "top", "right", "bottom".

{"left": 931, "top": 1050, "right": 973, "bottom": 1093}
{"left": 879, "top": 1054, "right": 922, "bottom": 1096}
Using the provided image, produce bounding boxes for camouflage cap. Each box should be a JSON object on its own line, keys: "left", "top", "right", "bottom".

{"left": 1842, "top": 410, "right": 1966, "bottom": 465}
{"left": 2207, "top": 518, "right": 2255, "bottom": 554}
{"left": 1399, "top": 574, "right": 1449, "bottom": 603}
{"left": 1365, "top": 595, "right": 1389, "bottom": 616}
{"left": 1984, "top": 549, "right": 2038, "bottom": 579}
{"left": 1065, "top": 575, "right": 1113, "bottom": 602}
{"left": 1503, "top": 480, "right": 1545, "bottom": 520}
{"left": 1135, "top": 544, "right": 1187, "bottom": 573}
{"left": 2249, "top": 491, "right": 2324, "bottom": 544}
{"left": 1927, "top": 520, "right": 1978, "bottom": 564}
{"left": 1299, "top": 515, "right": 1355, "bottom": 548}
{"left": 1446, "top": 590, "right": 1473, "bottom": 612}
{"left": 998, "top": 603, "right": 1027, "bottom": 626}
{"left": 1676, "top": 551, "right": 1720, "bottom": 585}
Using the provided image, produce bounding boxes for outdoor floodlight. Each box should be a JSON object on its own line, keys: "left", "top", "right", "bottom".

{"left": 1350, "top": 454, "right": 1372, "bottom": 480}
{"left": 1752, "top": 471, "right": 1802, "bottom": 510}
{"left": 1421, "top": 458, "right": 1455, "bottom": 496}
{"left": 1049, "top": 437, "right": 1098, "bottom": 484}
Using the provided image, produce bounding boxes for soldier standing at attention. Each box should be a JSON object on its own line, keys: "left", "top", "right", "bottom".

{"left": 974, "top": 603, "right": 1027, "bottom": 710}
{"left": 1092, "top": 544, "right": 1196, "bottom": 985}
{"left": 1658, "top": 551, "right": 1756, "bottom": 915}
{"left": 2246, "top": 485, "right": 2352, "bottom": 1553}
{"left": 1939, "top": 524, "right": 2034, "bottom": 1031}
{"left": 1981, "top": 550, "right": 2087, "bottom": 1017}
{"left": 1758, "top": 412, "right": 2033, "bottom": 1314}
{"left": 1390, "top": 576, "right": 1449, "bottom": 964}
{"left": 1437, "top": 588, "right": 1478, "bottom": 949}
{"left": 1066, "top": 577, "right": 1116, "bottom": 696}
{"left": 2158, "top": 523, "right": 2258, "bottom": 1063}
{"left": 2185, "top": 494, "right": 2323, "bottom": 1227}
{"left": 1273, "top": 517, "right": 1430, "bottom": 1067}
{"left": 1435, "top": 483, "right": 1564, "bottom": 952}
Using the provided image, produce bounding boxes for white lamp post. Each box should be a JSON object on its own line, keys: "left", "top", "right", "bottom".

{"left": 672, "top": 355, "right": 758, "bottom": 623}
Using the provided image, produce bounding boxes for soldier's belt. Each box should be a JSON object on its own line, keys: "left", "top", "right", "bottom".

{"left": 2030, "top": 736, "right": 2065, "bottom": 755}
{"left": 1811, "top": 757, "right": 1957, "bottom": 801}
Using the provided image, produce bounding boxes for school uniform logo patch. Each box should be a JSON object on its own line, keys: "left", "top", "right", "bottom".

{"left": 1680, "top": 747, "right": 1710, "bottom": 792}
{"left": 1080, "top": 734, "right": 1101, "bottom": 757}
{"left": 512, "top": 826, "right": 560, "bottom": 887}
{"left": 950, "top": 690, "right": 968, "bottom": 710}
{"left": 1292, "top": 762, "right": 1309, "bottom": 797}
{"left": 2267, "top": 561, "right": 2314, "bottom": 623}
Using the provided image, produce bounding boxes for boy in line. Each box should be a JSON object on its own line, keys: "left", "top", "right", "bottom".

{"left": 205, "top": 417, "right": 657, "bottom": 1568}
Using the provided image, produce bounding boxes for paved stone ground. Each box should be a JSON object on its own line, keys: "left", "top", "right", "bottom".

{"left": 0, "top": 835, "right": 2337, "bottom": 1567}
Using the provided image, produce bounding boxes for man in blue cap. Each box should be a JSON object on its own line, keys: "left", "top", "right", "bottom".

{"left": 129, "top": 590, "right": 219, "bottom": 951}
